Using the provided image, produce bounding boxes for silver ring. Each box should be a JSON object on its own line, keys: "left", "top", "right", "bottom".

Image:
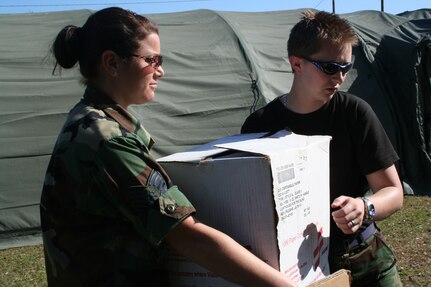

{"left": 349, "top": 220, "right": 357, "bottom": 227}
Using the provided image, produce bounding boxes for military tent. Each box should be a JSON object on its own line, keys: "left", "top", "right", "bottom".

{"left": 0, "top": 8, "right": 430, "bottom": 249}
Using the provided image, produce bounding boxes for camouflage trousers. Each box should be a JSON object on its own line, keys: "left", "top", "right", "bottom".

{"left": 329, "top": 229, "right": 402, "bottom": 287}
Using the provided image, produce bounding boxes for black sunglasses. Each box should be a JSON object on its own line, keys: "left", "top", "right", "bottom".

{"left": 130, "top": 54, "right": 163, "bottom": 68}
{"left": 303, "top": 57, "right": 353, "bottom": 76}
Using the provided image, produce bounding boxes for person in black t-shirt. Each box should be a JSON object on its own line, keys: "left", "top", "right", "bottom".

{"left": 241, "top": 10, "right": 403, "bottom": 287}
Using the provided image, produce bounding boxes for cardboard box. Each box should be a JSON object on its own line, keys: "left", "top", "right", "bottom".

{"left": 307, "top": 269, "right": 351, "bottom": 287}
{"left": 158, "top": 131, "right": 332, "bottom": 287}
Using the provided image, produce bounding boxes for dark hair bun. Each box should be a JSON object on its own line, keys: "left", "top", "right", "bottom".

{"left": 52, "top": 25, "right": 81, "bottom": 69}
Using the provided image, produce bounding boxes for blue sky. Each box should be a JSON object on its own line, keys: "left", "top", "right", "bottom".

{"left": 0, "top": 0, "right": 429, "bottom": 15}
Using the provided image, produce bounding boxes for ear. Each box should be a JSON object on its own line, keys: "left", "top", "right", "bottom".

{"left": 289, "top": 55, "right": 302, "bottom": 74}
{"left": 100, "top": 50, "right": 120, "bottom": 77}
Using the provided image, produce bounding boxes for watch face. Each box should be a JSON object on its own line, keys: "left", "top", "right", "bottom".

{"left": 363, "top": 197, "right": 375, "bottom": 221}
{"left": 369, "top": 205, "right": 376, "bottom": 217}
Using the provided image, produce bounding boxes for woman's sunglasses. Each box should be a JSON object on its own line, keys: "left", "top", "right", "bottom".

{"left": 302, "top": 57, "right": 353, "bottom": 76}
{"left": 130, "top": 54, "right": 163, "bottom": 68}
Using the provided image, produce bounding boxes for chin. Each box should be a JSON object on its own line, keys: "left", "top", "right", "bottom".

{"left": 324, "top": 90, "right": 336, "bottom": 99}
{"left": 139, "top": 92, "right": 155, "bottom": 104}
{"left": 146, "top": 94, "right": 155, "bottom": 103}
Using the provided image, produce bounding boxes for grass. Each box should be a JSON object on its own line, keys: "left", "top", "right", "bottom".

{"left": 0, "top": 244, "right": 46, "bottom": 286}
{"left": 0, "top": 195, "right": 430, "bottom": 286}
{"left": 378, "top": 195, "right": 431, "bottom": 286}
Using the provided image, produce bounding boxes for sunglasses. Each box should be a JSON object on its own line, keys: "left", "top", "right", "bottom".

{"left": 303, "top": 57, "right": 353, "bottom": 76}
{"left": 130, "top": 54, "right": 163, "bottom": 68}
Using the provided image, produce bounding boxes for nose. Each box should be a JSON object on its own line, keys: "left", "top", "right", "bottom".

{"left": 332, "top": 71, "right": 345, "bottom": 85}
{"left": 154, "top": 65, "right": 164, "bottom": 78}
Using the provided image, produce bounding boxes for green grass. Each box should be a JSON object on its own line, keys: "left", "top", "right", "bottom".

{"left": 379, "top": 195, "right": 431, "bottom": 286}
{"left": 0, "top": 244, "right": 46, "bottom": 286}
{"left": 0, "top": 195, "right": 430, "bottom": 286}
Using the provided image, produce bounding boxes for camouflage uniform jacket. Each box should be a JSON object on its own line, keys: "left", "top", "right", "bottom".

{"left": 40, "top": 87, "right": 196, "bottom": 287}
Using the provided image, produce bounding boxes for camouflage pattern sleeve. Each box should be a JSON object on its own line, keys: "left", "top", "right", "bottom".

{"left": 93, "top": 134, "right": 196, "bottom": 246}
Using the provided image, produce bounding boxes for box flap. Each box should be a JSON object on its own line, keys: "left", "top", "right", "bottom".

{"left": 158, "top": 130, "right": 331, "bottom": 162}
{"left": 157, "top": 132, "right": 267, "bottom": 162}
{"left": 215, "top": 130, "right": 331, "bottom": 156}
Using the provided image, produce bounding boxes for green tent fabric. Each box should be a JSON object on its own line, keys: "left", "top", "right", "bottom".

{"left": 0, "top": 9, "right": 430, "bottom": 249}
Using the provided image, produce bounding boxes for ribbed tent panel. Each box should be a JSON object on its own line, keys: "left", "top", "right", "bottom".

{"left": 0, "top": 9, "right": 430, "bottom": 249}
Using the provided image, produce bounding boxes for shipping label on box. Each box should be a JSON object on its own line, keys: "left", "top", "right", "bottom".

{"left": 158, "top": 130, "right": 332, "bottom": 287}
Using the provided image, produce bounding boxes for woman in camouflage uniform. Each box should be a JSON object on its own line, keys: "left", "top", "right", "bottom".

{"left": 41, "top": 7, "right": 297, "bottom": 287}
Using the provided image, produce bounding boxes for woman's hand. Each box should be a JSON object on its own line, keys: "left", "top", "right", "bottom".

{"left": 331, "top": 196, "right": 365, "bottom": 234}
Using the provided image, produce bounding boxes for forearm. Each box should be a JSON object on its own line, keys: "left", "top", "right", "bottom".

{"left": 367, "top": 186, "right": 403, "bottom": 221}
{"left": 366, "top": 164, "right": 403, "bottom": 221}
{"left": 166, "top": 216, "right": 297, "bottom": 287}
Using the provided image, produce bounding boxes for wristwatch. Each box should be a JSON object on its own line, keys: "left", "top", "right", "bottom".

{"left": 361, "top": 196, "right": 376, "bottom": 225}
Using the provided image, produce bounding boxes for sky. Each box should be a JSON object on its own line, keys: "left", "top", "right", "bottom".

{"left": 0, "top": 0, "right": 429, "bottom": 15}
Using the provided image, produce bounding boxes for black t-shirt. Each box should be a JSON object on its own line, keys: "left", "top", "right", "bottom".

{"left": 241, "top": 91, "right": 399, "bottom": 243}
